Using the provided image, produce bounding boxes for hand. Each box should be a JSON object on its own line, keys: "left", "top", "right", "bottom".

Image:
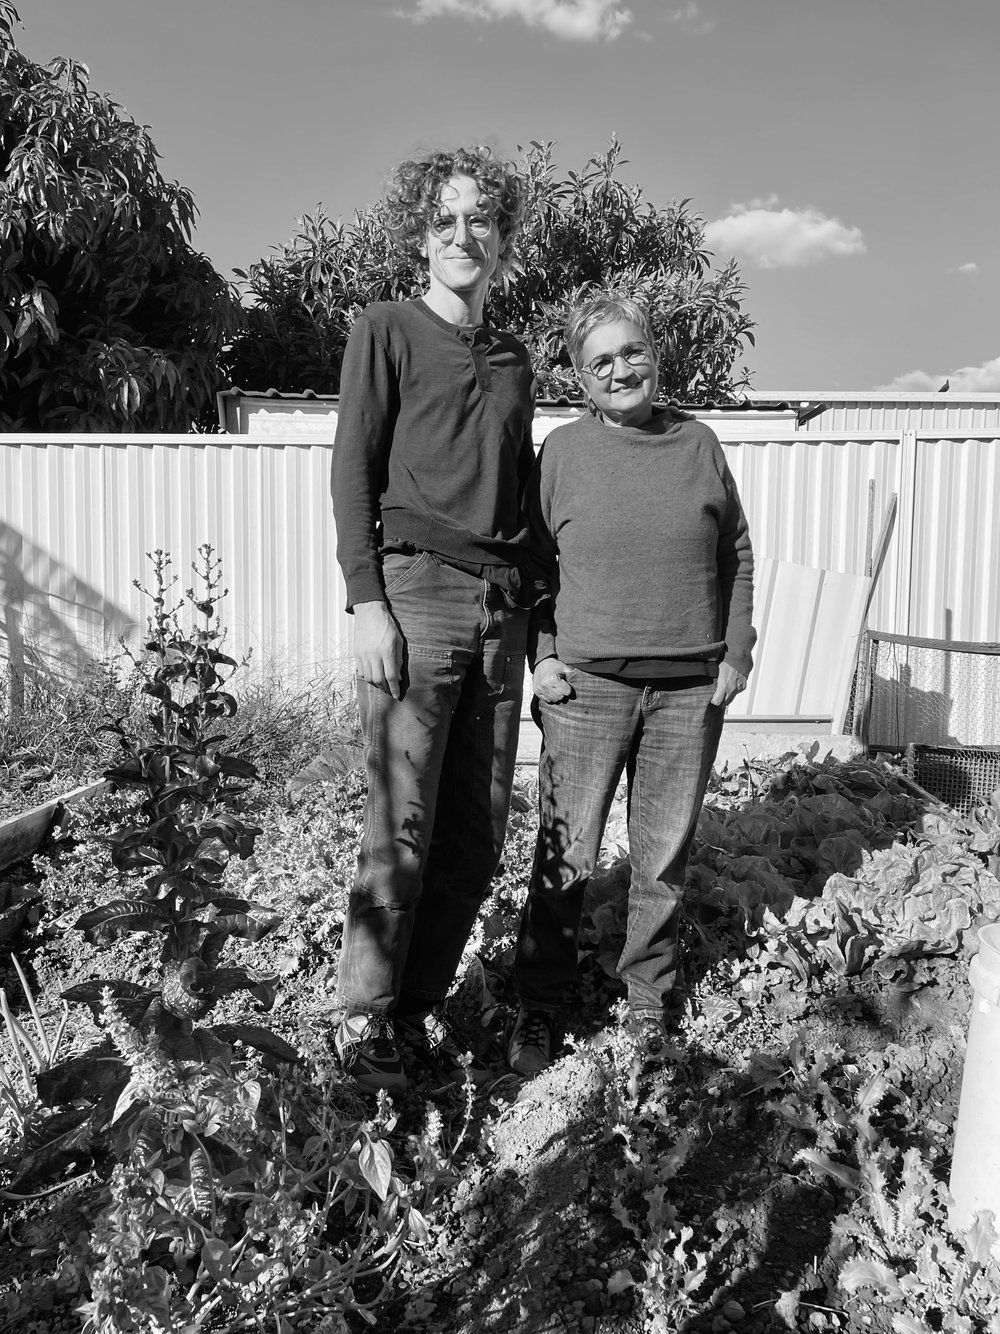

{"left": 533, "top": 657, "right": 573, "bottom": 704}
{"left": 353, "top": 601, "right": 404, "bottom": 699}
{"left": 712, "top": 662, "right": 747, "bottom": 708}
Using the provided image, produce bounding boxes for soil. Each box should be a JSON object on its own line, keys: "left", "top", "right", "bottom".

{"left": 367, "top": 945, "right": 970, "bottom": 1334}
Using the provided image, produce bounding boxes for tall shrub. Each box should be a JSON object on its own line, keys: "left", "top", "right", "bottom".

{"left": 498, "top": 138, "right": 755, "bottom": 401}
{"left": 0, "top": 3, "right": 238, "bottom": 430}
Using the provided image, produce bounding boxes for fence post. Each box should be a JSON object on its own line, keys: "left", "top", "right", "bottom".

{"left": 894, "top": 429, "right": 919, "bottom": 638}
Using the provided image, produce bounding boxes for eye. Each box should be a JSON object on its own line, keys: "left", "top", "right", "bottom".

{"left": 429, "top": 215, "right": 454, "bottom": 236}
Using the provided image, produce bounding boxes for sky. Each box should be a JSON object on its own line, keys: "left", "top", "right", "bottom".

{"left": 14, "top": 0, "right": 1000, "bottom": 393}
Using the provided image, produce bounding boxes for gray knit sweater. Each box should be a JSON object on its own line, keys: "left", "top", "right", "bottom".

{"left": 527, "top": 407, "right": 756, "bottom": 677}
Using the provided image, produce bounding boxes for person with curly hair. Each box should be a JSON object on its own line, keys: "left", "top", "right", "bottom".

{"left": 330, "top": 146, "right": 536, "bottom": 1094}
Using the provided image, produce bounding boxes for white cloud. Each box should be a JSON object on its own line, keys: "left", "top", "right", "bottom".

{"left": 396, "top": 0, "right": 633, "bottom": 40}
{"left": 704, "top": 201, "right": 866, "bottom": 269}
{"left": 957, "top": 261, "right": 978, "bottom": 274}
{"left": 880, "top": 355, "right": 1000, "bottom": 394}
{"left": 664, "top": 1, "right": 714, "bottom": 32}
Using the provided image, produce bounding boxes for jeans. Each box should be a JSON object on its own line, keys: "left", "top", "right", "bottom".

{"left": 515, "top": 669, "right": 724, "bottom": 1018}
{"left": 336, "top": 550, "right": 527, "bottom": 1017}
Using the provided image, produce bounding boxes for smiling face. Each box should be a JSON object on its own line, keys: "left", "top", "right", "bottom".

{"left": 420, "top": 173, "right": 504, "bottom": 308}
{"left": 577, "top": 318, "right": 659, "bottom": 427}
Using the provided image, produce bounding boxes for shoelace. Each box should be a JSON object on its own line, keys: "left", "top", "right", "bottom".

{"left": 366, "top": 1013, "right": 399, "bottom": 1056}
{"left": 517, "top": 1012, "right": 551, "bottom": 1052}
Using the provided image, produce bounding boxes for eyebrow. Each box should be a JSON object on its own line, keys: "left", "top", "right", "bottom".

{"left": 591, "top": 342, "right": 647, "bottom": 358}
{"left": 433, "top": 201, "right": 494, "bottom": 215}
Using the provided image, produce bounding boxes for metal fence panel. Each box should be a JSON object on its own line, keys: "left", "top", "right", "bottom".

{"left": 3, "top": 425, "right": 1000, "bottom": 717}
{"left": 2, "top": 435, "right": 353, "bottom": 692}
{"left": 907, "top": 438, "right": 1000, "bottom": 641}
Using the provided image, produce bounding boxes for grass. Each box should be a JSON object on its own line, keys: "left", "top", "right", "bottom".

{"left": 0, "top": 649, "right": 362, "bottom": 821}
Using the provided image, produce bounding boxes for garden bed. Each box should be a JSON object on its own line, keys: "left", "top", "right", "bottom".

{"left": 1, "top": 745, "right": 999, "bottom": 1332}
{"left": 0, "top": 778, "right": 109, "bottom": 873}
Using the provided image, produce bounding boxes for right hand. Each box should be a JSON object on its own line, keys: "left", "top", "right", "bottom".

{"left": 533, "top": 657, "right": 573, "bottom": 704}
{"left": 353, "top": 601, "right": 404, "bottom": 699}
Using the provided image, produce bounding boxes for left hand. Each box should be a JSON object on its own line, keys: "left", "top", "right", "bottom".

{"left": 712, "top": 662, "right": 747, "bottom": 708}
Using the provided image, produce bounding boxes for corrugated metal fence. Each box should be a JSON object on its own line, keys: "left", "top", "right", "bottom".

{"left": 3, "top": 421, "right": 999, "bottom": 724}
{"left": 1, "top": 434, "right": 352, "bottom": 695}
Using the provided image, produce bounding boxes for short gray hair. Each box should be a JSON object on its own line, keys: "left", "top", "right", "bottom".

{"left": 564, "top": 291, "right": 658, "bottom": 371}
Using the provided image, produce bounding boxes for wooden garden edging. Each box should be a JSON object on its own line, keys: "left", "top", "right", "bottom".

{"left": 0, "top": 779, "right": 110, "bottom": 872}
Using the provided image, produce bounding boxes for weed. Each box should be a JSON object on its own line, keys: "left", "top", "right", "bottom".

{"left": 0, "top": 955, "right": 69, "bottom": 1141}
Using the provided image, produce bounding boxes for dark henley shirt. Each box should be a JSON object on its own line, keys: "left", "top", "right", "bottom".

{"left": 331, "top": 298, "right": 536, "bottom": 610}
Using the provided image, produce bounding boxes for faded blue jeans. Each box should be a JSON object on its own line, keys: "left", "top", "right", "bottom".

{"left": 336, "top": 550, "right": 527, "bottom": 1017}
{"left": 515, "top": 669, "right": 724, "bottom": 1019}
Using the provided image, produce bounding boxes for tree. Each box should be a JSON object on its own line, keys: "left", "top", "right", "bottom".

{"left": 496, "top": 138, "right": 755, "bottom": 402}
{"left": 0, "top": 3, "right": 238, "bottom": 431}
{"left": 225, "top": 138, "right": 754, "bottom": 403}
{"left": 224, "top": 203, "right": 424, "bottom": 397}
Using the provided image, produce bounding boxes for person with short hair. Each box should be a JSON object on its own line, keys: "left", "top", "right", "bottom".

{"left": 507, "top": 290, "right": 755, "bottom": 1076}
{"left": 331, "top": 147, "right": 536, "bottom": 1095}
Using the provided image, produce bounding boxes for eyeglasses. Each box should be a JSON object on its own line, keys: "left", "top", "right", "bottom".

{"left": 427, "top": 212, "right": 497, "bottom": 242}
{"left": 581, "top": 342, "right": 654, "bottom": 381}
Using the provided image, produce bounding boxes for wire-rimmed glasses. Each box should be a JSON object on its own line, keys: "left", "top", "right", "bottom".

{"left": 580, "top": 342, "right": 653, "bottom": 380}
{"left": 427, "top": 212, "right": 497, "bottom": 242}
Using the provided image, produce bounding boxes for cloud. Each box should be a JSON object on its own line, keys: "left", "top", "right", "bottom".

{"left": 704, "top": 201, "right": 866, "bottom": 269}
{"left": 880, "top": 355, "right": 1000, "bottom": 394}
{"left": 663, "top": 1, "right": 714, "bottom": 32}
{"left": 396, "top": 0, "right": 633, "bottom": 40}
{"left": 957, "top": 261, "right": 978, "bottom": 274}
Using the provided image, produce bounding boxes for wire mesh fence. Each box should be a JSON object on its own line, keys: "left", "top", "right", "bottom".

{"left": 849, "top": 632, "right": 1000, "bottom": 813}
{"left": 903, "top": 743, "right": 1000, "bottom": 816}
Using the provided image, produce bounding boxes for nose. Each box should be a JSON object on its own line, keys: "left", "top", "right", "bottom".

{"left": 451, "top": 216, "right": 475, "bottom": 246}
{"left": 610, "top": 354, "right": 638, "bottom": 380}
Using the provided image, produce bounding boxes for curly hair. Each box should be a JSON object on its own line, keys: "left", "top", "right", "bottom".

{"left": 564, "top": 291, "right": 659, "bottom": 372}
{"left": 383, "top": 146, "right": 525, "bottom": 273}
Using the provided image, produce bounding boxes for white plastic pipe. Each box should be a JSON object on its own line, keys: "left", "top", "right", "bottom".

{"left": 950, "top": 922, "right": 1000, "bottom": 1233}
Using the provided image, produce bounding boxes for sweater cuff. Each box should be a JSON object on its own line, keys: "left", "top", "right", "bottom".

{"left": 344, "top": 571, "right": 386, "bottom": 612}
{"left": 527, "top": 626, "right": 557, "bottom": 671}
{"left": 723, "top": 639, "right": 755, "bottom": 680}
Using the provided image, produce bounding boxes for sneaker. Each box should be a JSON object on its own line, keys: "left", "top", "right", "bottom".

{"left": 396, "top": 1009, "right": 492, "bottom": 1087}
{"left": 334, "top": 1012, "right": 407, "bottom": 1096}
{"left": 507, "top": 1006, "right": 556, "bottom": 1077}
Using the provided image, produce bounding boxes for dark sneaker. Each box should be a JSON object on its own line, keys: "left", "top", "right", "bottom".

{"left": 507, "top": 1006, "right": 556, "bottom": 1077}
{"left": 396, "top": 1009, "right": 492, "bottom": 1087}
{"left": 334, "top": 1012, "right": 407, "bottom": 1096}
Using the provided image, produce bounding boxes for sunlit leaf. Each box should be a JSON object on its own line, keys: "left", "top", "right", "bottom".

{"left": 358, "top": 1138, "right": 393, "bottom": 1200}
